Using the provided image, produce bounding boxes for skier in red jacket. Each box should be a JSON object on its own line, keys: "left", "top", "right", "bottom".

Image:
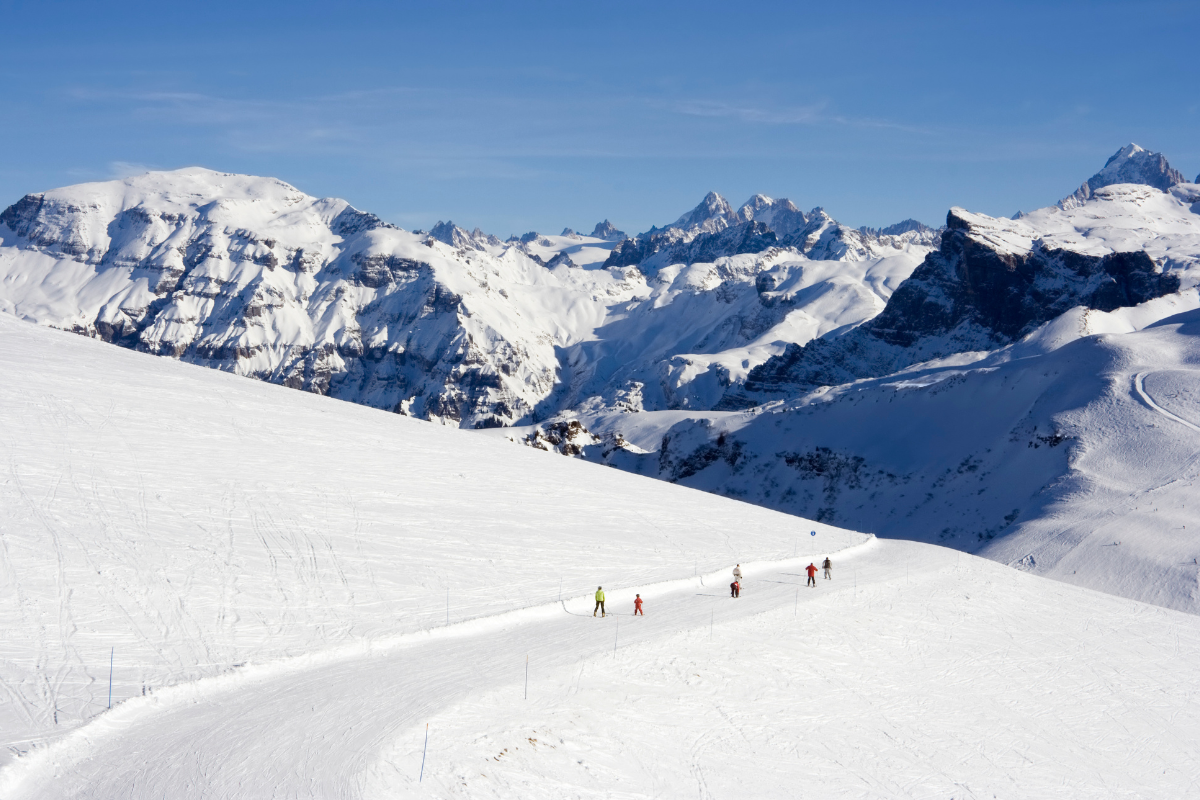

{"left": 634, "top": 594, "right": 644, "bottom": 615}
{"left": 806, "top": 563, "right": 818, "bottom": 587}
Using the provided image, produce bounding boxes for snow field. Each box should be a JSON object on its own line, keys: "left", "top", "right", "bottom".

{"left": 369, "top": 542, "right": 1200, "bottom": 799}
{"left": 2, "top": 313, "right": 1200, "bottom": 797}
{"left": 10, "top": 534, "right": 1194, "bottom": 798}
{"left": 0, "top": 312, "right": 864, "bottom": 762}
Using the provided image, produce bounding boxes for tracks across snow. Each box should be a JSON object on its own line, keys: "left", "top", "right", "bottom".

{"left": 1134, "top": 370, "right": 1200, "bottom": 433}
{"left": 5, "top": 538, "right": 1200, "bottom": 799}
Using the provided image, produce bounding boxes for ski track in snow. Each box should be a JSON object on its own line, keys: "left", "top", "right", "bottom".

{"left": 4, "top": 539, "right": 1200, "bottom": 799}
{"left": 1134, "top": 371, "right": 1200, "bottom": 433}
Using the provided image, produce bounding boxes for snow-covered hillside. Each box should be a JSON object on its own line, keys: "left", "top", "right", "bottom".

{"left": 505, "top": 294, "right": 1200, "bottom": 613}
{"left": 3, "top": 313, "right": 1199, "bottom": 799}
{"left": 0, "top": 171, "right": 930, "bottom": 428}
{"left": 0, "top": 312, "right": 865, "bottom": 765}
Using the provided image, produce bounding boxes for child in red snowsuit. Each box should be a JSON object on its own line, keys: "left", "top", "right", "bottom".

{"left": 806, "top": 563, "right": 818, "bottom": 587}
{"left": 634, "top": 594, "right": 644, "bottom": 615}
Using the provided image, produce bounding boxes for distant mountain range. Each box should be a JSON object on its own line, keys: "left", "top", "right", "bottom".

{"left": 0, "top": 170, "right": 940, "bottom": 427}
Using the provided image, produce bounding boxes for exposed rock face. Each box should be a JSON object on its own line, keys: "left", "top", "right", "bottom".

{"left": 589, "top": 220, "right": 626, "bottom": 240}
{"left": 603, "top": 193, "right": 940, "bottom": 271}
{"left": 603, "top": 220, "right": 779, "bottom": 268}
{"left": 430, "top": 220, "right": 497, "bottom": 250}
{"left": 670, "top": 191, "right": 736, "bottom": 234}
{"left": 859, "top": 219, "right": 937, "bottom": 237}
{"left": 742, "top": 208, "right": 1181, "bottom": 395}
{"left": 1061, "top": 144, "right": 1186, "bottom": 208}
{"left": 0, "top": 169, "right": 938, "bottom": 430}
{"left": 7, "top": 154, "right": 1188, "bottom": 440}
{"left": 0, "top": 170, "right": 568, "bottom": 428}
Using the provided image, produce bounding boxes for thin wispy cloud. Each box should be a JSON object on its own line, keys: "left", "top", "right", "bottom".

{"left": 109, "top": 161, "right": 155, "bottom": 178}
{"left": 674, "top": 100, "right": 828, "bottom": 124}
{"left": 672, "top": 99, "right": 933, "bottom": 135}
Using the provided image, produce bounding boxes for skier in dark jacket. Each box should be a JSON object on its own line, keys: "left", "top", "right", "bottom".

{"left": 822, "top": 557, "right": 832, "bottom": 580}
{"left": 806, "top": 563, "right": 818, "bottom": 587}
{"left": 730, "top": 580, "right": 740, "bottom": 598}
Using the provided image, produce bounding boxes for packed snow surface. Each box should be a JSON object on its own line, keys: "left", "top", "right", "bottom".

{"left": 3, "top": 314, "right": 1200, "bottom": 798}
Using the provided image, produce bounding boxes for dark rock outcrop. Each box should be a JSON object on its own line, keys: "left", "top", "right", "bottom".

{"left": 603, "top": 220, "right": 778, "bottom": 269}
{"left": 589, "top": 220, "right": 626, "bottom": 240}
{"left": 743, "top": 209, "right": 1181, "bottom": 394}
{"left": 859, "top": 219, "right": 937, "bottom": 237}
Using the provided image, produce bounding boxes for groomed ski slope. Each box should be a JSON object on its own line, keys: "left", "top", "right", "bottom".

{"left": 6, "top": 541, "right": 1200, "bottom": 799}
{"left": 0, "top": 312, "right": 864, "bottom": 759}
{"left": 3, "top": 313, "right": 1200, "bottom": 798}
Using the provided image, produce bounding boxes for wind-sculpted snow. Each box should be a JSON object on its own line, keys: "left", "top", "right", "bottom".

{"left": 0, "top": 169, "right": 932, "bottom": 428}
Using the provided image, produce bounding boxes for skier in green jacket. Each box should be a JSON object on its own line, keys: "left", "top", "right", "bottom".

{"left": 594, "top": 586, "right": 606, "bottom": 617}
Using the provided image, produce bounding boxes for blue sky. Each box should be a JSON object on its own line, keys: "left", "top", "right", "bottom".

{"left": 1, "top": 0, "right": 1197, "bottom": 236}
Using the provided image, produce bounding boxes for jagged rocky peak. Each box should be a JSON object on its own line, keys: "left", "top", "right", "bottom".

{"left": 737, "top": 196, "right": 819, "bottom": 239}
{"left": 736, "top": 194, "right": 778, "bottom": 219}
{"left": 589, "top": 219, "right": 626, "bottom": 240}
{"left": 472, "top": 227, "right": 502, "bottom": 246}
{"left": 1061, "top": 144, "right": 1186, "bottom": 208}
{"left": 670, "top": 191, "right": 736, "bottom": 233}
{"left": 429, "top": 221, "right": 498, "bottom": 250}
{"left": 859, "top": 219, "right": 937, "bottom": 237}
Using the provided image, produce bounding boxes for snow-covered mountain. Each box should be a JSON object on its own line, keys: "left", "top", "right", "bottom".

{"left": 0, "top": 170, "right": 933, "bottom": 427}
{"left": 588, "top": 219, "right": 626, "bottom": 240}
{"left": 738, "top": 186, "right": 1196, "bottom": 400}
{"left": 604, "top": 192, "right": 939, "bottom": 271}
{"left": 1060, "top": 143, "right": 1187, "bottom": 209}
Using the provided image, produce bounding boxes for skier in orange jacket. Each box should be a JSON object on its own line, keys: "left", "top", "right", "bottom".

{"left": 634, "top": 594, "right": 644, "bottom": 615}
{"left": 806, "top": 563, "right": 818, "bottom": 587}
